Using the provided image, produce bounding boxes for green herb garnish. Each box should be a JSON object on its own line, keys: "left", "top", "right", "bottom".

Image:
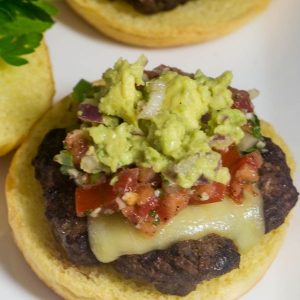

{"left": 0, "top": 0, "right": 57, "bottom": 66}
{"left": 149, "top": 210, "right": 160, "bottom": 225}
{"left": 72, "top": 79, "right": 93, "bottom": 102}
{"left": 72, "top": 79, "right": 108, "bottom": 103}
{"left": 250, "top": 114, "right": 262, "bottom": 139}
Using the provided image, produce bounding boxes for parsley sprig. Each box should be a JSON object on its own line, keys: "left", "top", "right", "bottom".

{"left": 0, "top": 0, "right": 57, "bottom": 66}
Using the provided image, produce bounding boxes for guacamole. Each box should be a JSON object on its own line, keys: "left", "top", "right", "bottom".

{"left": 56, "top": 57, "right": 247, "bottom": 188}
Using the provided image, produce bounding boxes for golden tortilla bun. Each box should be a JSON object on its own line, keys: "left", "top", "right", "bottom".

{"left": 6, "top": 96, "right": 296, "bottom": 300}
{"left": 0, "top": 42, "right": 54, "bottom": 156}
{"left": 65, "top": 0, "right": 271, "bottom": 47}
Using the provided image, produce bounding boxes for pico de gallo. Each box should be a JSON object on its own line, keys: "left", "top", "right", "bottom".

{"left": 55, "top": 57, "right": 266, "bottom": 235}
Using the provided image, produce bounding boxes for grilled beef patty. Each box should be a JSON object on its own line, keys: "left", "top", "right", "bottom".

{"left": 33, "top": 128, "right": 298, "bottom": 295}
{"left": 259, "top": 137, "right": 298, "bottom": 233}
{"left": 33, "top": 129, "right": 98, "bottom": 265}
{"left": 113, "top": 234, "right": 239, "bottom": 295}
{"left": 125, "top": 0, "right": 188, "bottom": 14}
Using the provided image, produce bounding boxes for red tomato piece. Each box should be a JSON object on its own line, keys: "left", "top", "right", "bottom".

{"left": 135, "top": 184, "right": 156, "bottom": 205}
{"left": 190, "top": 182, "right": 226, "bottom": 205}
{"left": 120, "top": 183, "right": 159, "bottom": 233}
{"left": 137, "top": 216, "right": 160, "bottom": 236}
{"left": 113, "top": 168, "right": 139, "bottom": 194}
{"left": 138, "top": 168, "right": 156, "bottom": 183}
{"left": 138, "top": 167, "right": 161, "bottom": 187}
{"left": 121, "top": 206, "right": 140, "bottom": 225}
{"left": 136, "top": 197, "right": 158, "bottom": 218}
{"left": 65, "top": 129, "right": 89, "bottom": 166}
{"left": 221, "top": 145, "right": 241, "bottom": 168}
{"left": 228, "top": 151, "right": 263, "bottom": 203}
{"left": 75, "top": 183, "right": 117, "bottom": 217}
{"left": 157, "top": 186, "right": 189, "bottom": 222}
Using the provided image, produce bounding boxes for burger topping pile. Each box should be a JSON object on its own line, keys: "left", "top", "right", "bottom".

{"left": 55, "top": 56, "right": 265, "bottom": 235}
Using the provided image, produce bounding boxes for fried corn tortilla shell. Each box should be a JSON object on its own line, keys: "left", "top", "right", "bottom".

{"left": 66, "top": 0, "right": 271, "bottom": 47}
{"left": 0, "top": 42, "right": 54, "bottom": 156}
{"left": 6, "top": 96, "right": 296, "bottom": 300}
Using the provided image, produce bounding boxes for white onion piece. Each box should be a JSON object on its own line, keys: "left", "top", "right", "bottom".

{"left": 174, "top": 155, "right": 199, "bottom": 175}
{"left": 139, "top": 80, "right": 166, "bottom": 119}
{"left": 248, "top": 89, "right": 260, "bottom": 100}
{"left": 238, "top": 133, "right": 258, "bottom": 152}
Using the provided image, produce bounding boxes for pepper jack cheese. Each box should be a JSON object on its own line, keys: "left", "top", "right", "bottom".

{"left": 88, "top": 190, "right": 264, "bottom": 263}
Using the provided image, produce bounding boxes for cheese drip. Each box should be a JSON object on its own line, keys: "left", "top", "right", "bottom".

{"left": 88, "top": 191, "right": 264, "bottom": 263}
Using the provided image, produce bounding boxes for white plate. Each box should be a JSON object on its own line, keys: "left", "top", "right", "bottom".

{"left": 0, "top": 0, "right": 300, "bottom": 298}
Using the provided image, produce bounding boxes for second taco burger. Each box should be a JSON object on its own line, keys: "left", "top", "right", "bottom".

{"left": 66, "top": 0, "right": 271, "bottom": 47}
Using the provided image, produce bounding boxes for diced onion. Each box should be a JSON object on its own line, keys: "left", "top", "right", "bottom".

{"left": 245, "top": 112, "right": 254, "bottom": 120}
{"left": 248, "top": 89, "right": 260, "bottom": 100}
{"left": 256, "top": 140, "right": 266, "bottom": 149}
{"left": 78, "top": 103, "right": 102, "bottom": 123}
{"left": 139, "top": 80, "right": 166, "bottom": 119}
{"left": 238, "top": 133, "right": 258, "bottom": 152}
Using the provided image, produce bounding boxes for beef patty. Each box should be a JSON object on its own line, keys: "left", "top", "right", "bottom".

{"left": 32, "top": 128, "right": 298, "bottom": 295}
{"left": 125, "top": 0, "right": 189, "bottom": 14}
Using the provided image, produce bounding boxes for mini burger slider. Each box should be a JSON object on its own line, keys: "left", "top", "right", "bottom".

{"left": 65, "top": 0, "right": 271, "bottom": 47}
{"left": 6, "top": 57, "right": 298, "bottom": 300}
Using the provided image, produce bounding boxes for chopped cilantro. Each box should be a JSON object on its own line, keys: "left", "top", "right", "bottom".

{"left": 149, "top": 210, "right": 160, "bottom": 225}
{"left": 72, "top": 79, "right": 108, "bottom": 103}
{"left": 72, "top": 79, "right": 93, "bottom": 103}
{"left": 242, "top": 115, "right": 265, "bottom": 154}
{"left": 0, "top": 0, "right": 57, "bottom": 66}
{"left": 250, "top": 114, "right": 262, "bottom": 139}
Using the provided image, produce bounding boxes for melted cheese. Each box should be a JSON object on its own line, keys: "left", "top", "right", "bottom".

{"left": 88, "top": 192, "right": 265, "bottom": 263}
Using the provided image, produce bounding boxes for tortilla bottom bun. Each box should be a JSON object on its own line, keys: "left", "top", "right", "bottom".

{"left": 6, "top": 97, "right": 295, "bottom": 300}
{"left": 65, "top": 0, "right": 271, "bottom": 47}
{"left": 0, "top": 42, "right": 54, "bottom": 157}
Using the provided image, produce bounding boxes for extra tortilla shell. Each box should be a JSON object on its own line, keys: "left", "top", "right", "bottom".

{"left": 66, "top": 0, "right": 271, "bottom": 47}
{"left": 0, "top": 42, "right": 54, "bottom": 156}
{"left": 6, "top": 96, "right": 296, "bottom": 300}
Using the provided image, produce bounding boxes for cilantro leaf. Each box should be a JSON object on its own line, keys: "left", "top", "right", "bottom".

{"left": 72, "top": 79, "right": 94, "bottom": 103}
{"left": 250, "top": 114, "right": 262, "bottom": 139}
{"left": 0, "top": 0, "right": 57, "bottom": 66}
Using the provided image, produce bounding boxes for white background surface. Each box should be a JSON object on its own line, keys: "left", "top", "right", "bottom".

{"left": 0, "top": 0, "right": 300, "bottom": 298}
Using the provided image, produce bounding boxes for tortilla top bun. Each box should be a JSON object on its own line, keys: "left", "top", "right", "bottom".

{"left": 0, "top": 42, "right": 54, "bottom": 157}
{"left": 65, "top": 0, "right": 271, "bottom": 47}
{"left": 5, "top": 95, "right": 296, "bottom": 300}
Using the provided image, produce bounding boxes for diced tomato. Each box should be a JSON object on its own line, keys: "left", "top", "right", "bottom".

{"left": 113, "top": 168, "right": 139, "bottom": 194}
{"left": 190, "top": 182, "right": 226, "bottom": 205}
{"left": 134, "top": 184, "right": 156, "bottom": 205}
{"left": 65, "top": 129, "right": 89, "bottom": 166}
{"left": 230, "top": 151, "right": 263, "bottom": 176}
{"left": 137, "top": 216, "right": 160, "bottom": 235}
{"left": 138, "top": 168, "right": 156, "bottom": 183}
{"left": 138, "top": 168, "right": 161, "bottom": 187}
{"left": 228, "top": 182, "right": 243, "bottom": 203}
{"left": 230, "top": 87, "right": 254, "bottom": 113}
{"left": 121, "top": 206, "right": 140, "bottom": 225}
{"left": 75, "top": 183, "right": 117, "bottom": 216}
{"left": 228, "top": 151, "right": 263, "bottom": 203}
{"left": 136, "top": 197, "right": 158, "bottom": 218}
{"left": 121, "top": 196, "right": 159, "bottom": 235}
{"left": 221, "top": 145, "right": 241, "bottom": 168}
{"left": 157, "top": 186, "right": 189, "bottom": 222}
{"left": 120, "top": 183, "right": 159, "bottom": 234}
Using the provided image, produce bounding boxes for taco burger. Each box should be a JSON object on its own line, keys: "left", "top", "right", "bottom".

{"left": 65, "top": 0, "right": 271, "bottom": 47}
{"left": 6, "top": 57, "right": 298, "bottom": 300}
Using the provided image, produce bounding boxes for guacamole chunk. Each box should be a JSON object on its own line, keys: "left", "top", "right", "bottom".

{"left": 56, "top": 57, "right": 247, "bottom": 188}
